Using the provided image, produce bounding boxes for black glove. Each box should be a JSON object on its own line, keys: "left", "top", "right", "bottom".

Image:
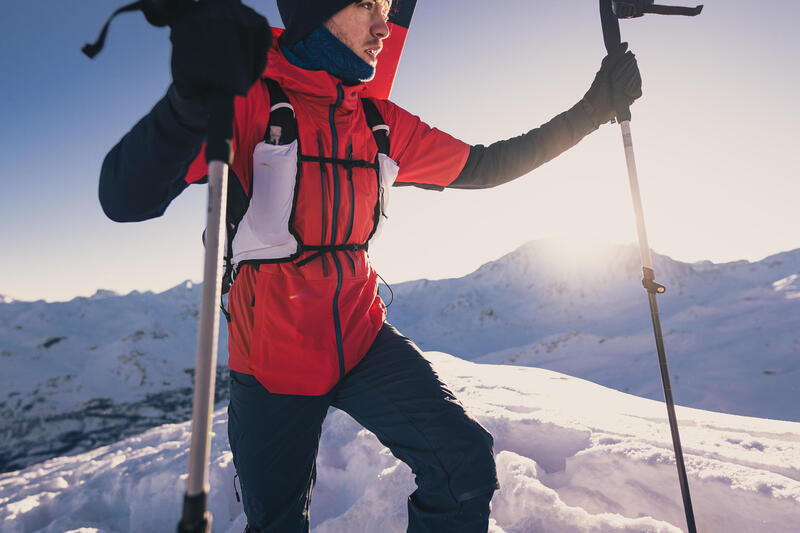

{"left": 169, "top": 0, "right": 271, "bottom": 103}
{"left": 582, "top": 43, "right": 643, "bottom": 127}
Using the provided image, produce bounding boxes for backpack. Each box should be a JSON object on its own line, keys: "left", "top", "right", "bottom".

{"left": 217, "top": 78, "right": 390, "bottom": 320}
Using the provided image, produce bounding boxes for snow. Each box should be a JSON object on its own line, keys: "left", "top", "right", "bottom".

{"left": 1, "top": 240, "right": 798, "bottom": 530}
{"left": 2, "top": 353, "right": 799, "bottom": 533}
{"left": 1, "top": 240, "right": 798, "bottom": 474}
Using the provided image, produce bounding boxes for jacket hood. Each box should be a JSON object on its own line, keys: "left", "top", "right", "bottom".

{"left": 263, "top": 37, "right": 367, "bottom": 113}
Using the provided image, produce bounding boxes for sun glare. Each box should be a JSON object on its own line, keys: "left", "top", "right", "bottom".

{"left": 535, "top": 238, "right": 629, "bottom": 275}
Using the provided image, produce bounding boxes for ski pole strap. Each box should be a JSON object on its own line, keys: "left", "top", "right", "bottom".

{"left": 82, "top": 0, "right": 147, "bottom": 58}
{"left": 82, "top": 0, "right": 193, "bottom": 59}
{"left": 599, "top": 1, "right": 632, "bottom": 121}
{"left": 600, "top": 0, "right": 623, "bottom": 55}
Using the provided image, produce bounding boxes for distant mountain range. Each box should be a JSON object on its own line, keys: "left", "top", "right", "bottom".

{"left": 386, "top": 241, "right": 800, "bottom": 421}
{"left": 1, "top": 240, "right": 798, "bottom": 473}
{"left": 0, "top": 282, "right": 229, "bottom": 473}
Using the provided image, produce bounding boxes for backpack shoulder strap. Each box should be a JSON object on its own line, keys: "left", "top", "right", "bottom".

{"left": 264, "top": 78, "right": 297, "bottom": 145}
{"left": 220, "top": 78, "right": 295, "bottom": 303}
{"left": 361, "top": 98, "right": 390, "bottom": 156}
{"left": 264, "top": 80, "right": 389, "bottom": 157}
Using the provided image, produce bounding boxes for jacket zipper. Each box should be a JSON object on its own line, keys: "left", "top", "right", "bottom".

{"left": 330, "top": 83, "right": 346, "bottom": 379}
{"left": 316, "top": 131, "right": 329, "bottom": 276}
{"left": 343, "top": 142, "right": 357, "bottom": 276}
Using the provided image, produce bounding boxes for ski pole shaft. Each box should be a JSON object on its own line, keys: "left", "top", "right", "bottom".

{"left": 619, "top": 120, "right": 696, "bottom": 532}
{"left": 178, "top": 94, "right": 234, "bottom": 533}
{"left": 620, "top": 122, "right": 652, "bottom": 270}
{"left": 647, "top": 290, "right": 696, "bottom": 532}
{"left": 598, "top": 1, "right": 698, "bottom": 529}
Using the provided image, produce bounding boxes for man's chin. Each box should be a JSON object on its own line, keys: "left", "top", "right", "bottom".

{"left": 359, "top": 68, "right": 377, "bottom": 82}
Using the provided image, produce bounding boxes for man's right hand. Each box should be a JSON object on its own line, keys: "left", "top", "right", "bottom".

{"left": 169, "top": 0, "right": 271, "bottom": 103}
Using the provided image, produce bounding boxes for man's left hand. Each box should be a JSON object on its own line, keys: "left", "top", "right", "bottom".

{"left": 582, "top": 43, "right": 643, "bottom": 126}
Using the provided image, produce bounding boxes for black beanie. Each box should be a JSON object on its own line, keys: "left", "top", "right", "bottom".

{"left": 277, "top": 0, "right": 357, "bottom": 46}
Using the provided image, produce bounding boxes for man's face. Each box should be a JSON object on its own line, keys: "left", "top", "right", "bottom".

{"left": 324, "top": 1, "right": 391, "bottom": 67}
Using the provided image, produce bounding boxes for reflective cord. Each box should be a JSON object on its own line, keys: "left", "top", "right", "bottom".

{"left": 220, "top": 294, "right": 231, "bottom": 323}
{"left": 375, "top": 271, "right": 394, "bottom": 308}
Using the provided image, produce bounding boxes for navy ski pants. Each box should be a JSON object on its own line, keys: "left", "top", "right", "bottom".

{"left": 227, "top": 322, "right": 498, "bottom": 532}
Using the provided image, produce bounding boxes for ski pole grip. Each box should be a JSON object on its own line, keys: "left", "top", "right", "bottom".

{"left": 205, "top": 93, "right": 234, "bottom": 165}
{"left": 599, "top": 0, "right": 632, "bottom": 122}
{"left": 600, "top": 0, "right": 621, "bottom": 54}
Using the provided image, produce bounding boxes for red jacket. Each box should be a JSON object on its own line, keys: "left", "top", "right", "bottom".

{"left": 191, "top": 42, "right": 470, "bottom": 395}
{"left": 100, "top": 37, "right": 597, "bottom": 396}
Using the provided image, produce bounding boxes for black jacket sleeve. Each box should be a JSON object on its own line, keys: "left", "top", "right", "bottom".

{"left": 98, "top": 86, "right": 207, "bottom": 222}
{"left": 447, "top": 100, "right": 597, "bottom": 190}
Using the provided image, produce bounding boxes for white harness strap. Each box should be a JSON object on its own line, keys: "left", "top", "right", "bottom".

{"left": 269, "top": 102, "right": 294, "bottom": 115}
{"left": 372, "top": 124, "right": 390, "bottom": 136}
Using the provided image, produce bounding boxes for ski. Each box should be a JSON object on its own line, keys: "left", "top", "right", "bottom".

{"left": 364, "top": 0, "right": 419, "bottom": 100}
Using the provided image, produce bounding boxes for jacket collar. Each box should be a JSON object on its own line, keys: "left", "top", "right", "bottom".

{"left": 263, "top": 41, "right": 366, "bottom": 112}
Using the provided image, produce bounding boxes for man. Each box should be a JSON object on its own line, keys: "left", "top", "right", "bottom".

{"left": 99, "top": 1, "right": 642, "bottom": 531}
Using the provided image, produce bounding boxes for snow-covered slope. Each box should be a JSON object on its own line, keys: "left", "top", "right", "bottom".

{"left": 0, "top": 283, "right": 229, "bottom": 473}
{"left": 387, "top": 241, "right": 800, "bottom": 421}
{"left": 2, "top": 353, "right": 798, "bottom": 533}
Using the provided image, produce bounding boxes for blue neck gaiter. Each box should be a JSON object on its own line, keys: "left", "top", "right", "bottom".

{"left": 283, "top": 25, "right": 375, "bottom": 84}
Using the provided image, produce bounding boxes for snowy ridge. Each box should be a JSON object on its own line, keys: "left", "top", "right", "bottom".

{"left": 387, "top": 240, "right": 800, "bottom": 421}
{"left": 1, "top": 353, "right": 798, "bottom": 532}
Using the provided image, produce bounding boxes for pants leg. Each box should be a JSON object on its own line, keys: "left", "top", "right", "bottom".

{"left": 332, "top": 323, "right": 499, "bottom": 533}
{"left": 228, "top": 370, "right": 331, "bottom": 533}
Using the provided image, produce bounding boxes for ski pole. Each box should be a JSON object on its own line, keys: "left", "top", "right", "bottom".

{"left": 177, "top": 94, "right": 233, "bottom": 533}
{"left": 83, "top": 2, "right": 236, "bottom": 530}
{"left": 598, "top": 2, "right": 702, "bottom": 531}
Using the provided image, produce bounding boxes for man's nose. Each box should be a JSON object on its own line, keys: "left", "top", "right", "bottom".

{"left": 372, "top": 16, "right": 390, "bottom": 39}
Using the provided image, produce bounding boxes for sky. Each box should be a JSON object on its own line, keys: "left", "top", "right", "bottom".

{"left": 1, "top": 0, "right": 798, "bottom": 302}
